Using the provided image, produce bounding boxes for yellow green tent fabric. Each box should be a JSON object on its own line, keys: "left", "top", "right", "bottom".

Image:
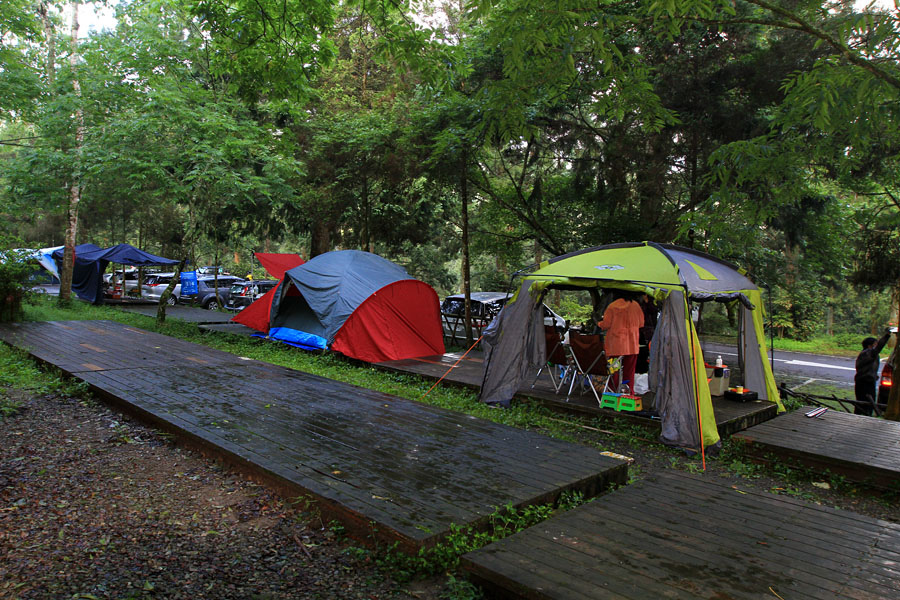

{"left": 531, "top": 244, "right": 684, "bottom": 287}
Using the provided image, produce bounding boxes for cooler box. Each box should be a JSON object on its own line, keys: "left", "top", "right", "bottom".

{"left": 724, "top": 388, "right": 758, "bottom": 402}
{"left": 708, "top": 366, "right": 730, "bottom": 396}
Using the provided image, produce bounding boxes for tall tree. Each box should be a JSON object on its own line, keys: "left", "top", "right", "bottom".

{"left": 59, "top": 1, "right": 84, "bottom": 304}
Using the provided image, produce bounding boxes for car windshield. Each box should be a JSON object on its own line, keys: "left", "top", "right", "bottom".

{"left": 230, "top": 283, "right": 246, "bottom": 295}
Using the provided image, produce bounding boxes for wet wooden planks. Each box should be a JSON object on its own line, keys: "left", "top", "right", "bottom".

{"left": 461, "top": 470, "right": 900, "bottom": 599}
{"left": 376, "top": 353, "right": 778, "bottom": 437}
{"left": 733, "top": 407, "right": 900, "bottom": 490}
{"left": 0, "top": 320, "right": 627, "bottom": 552}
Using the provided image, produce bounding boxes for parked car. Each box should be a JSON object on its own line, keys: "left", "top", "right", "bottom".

{"left": 141, "top": 272, "right": 177, "bottom": 303}
{"left": 225, "top": 280, "right": 278, "bottom": 312}
{"left": 197, "top": 266, "right": 228, "bottom": 275}
{"left": 104, "top": 268, "right": 142, "bottom": 297}
{"left": 440, "top": 292, "right": 566, "bottom": 341}
{"left": 142, "top": 273, "right": 243, "bottom": 308}
{"left": 195, "top": 276, "right": 244, "bottom": 309}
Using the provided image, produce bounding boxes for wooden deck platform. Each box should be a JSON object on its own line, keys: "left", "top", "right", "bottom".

{"left": 0, "top": 320, "right": 627, "bottom": 552}
{"left": 461, "top": 470, "right": 900, "bottom": 599}
{"left": 376, "top": 352, "right": 777, "bottom": 437}
{"left": 733, "top": 407, "right": 900, "bottom": 491}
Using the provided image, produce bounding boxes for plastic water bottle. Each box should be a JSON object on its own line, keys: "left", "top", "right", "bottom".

{"left": 715, "top": 355, "right": 723, "bottom": 367}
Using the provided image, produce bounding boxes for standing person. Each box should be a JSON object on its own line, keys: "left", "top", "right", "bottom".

{"left": 596, "top": 291, "right": 644, "bottom": 394}
{"left": 854, "top": 329, "right": 892, "bottom": 416}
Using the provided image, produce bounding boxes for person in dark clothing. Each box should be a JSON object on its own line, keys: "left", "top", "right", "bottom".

{"left": 854, "top": 330, "right": 893, "bottom": 416}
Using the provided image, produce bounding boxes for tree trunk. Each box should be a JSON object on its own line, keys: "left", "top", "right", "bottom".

{"left": 156, "top": 259, "right": 186, "bottom": 325}
{"left": 461, "top": 151, "right": 472, "bottom": 346}
{"left": 39, "top": 1, "right": 56, "bottom": 87}
{"left": 310, "top": 220, "right": 332, "bottom": 258}
{"left": 59, "top": 2, "right": 84, "bottom": 305}
{"left": 362, "top": 175, "right": 371, "bottom": 252}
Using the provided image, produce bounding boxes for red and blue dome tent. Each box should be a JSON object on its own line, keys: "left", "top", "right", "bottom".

{"left": 236, "top": 250, "right": 445, "bottom": 363}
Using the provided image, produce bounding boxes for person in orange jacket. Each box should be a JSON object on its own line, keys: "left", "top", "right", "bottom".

{"left": 596, "top": 291, "right": 644, "bottom": 395}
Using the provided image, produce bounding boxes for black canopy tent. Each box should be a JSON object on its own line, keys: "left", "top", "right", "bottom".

{"left": 52, "top": 243, "right": 180, "bottom": 304}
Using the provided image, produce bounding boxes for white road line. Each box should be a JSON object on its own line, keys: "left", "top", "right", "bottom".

{"left": 782, "top": 359, "right": 855, "bottom": 371}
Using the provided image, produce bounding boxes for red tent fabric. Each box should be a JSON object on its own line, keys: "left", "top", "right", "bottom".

{"left": 255, "top": 252, "right": 304, "bottom": 280}
{"left": 231, "top": 285, "right": 278, "bottom": 332}
{"left": 231, "top": 253, "right": 305, "bottom": 331}
{"left": 331, "top": 279, "right": 444, "bottom": 363}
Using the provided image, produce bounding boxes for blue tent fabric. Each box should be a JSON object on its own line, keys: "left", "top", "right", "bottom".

{"left": 273, "top": 250, "right": 412, "bottom": 344}
{"left": 52, "top": 243, "right": 180, "bottom": 304}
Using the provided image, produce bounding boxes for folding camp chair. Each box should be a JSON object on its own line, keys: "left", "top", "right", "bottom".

{"left": 566, "top": 332, "right": 610, "bottom": 405}
{"left": 532, "top": 325, "right": 571, "bottom": 393}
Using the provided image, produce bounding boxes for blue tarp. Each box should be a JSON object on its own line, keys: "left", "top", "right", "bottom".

{"left": 52, "top": 243, "right": 180, "bottom": 304}
{"left": 266, "top": 327, "right": 328, "bottom": 351}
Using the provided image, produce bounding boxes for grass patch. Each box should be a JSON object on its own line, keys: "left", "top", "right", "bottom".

{"left": 0, "top": 343, "right": 88, "bottom": 420}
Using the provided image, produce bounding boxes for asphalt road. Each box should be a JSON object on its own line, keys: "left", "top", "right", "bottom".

{"left": 702, "top": 341, "right": 863, "bottom": 390}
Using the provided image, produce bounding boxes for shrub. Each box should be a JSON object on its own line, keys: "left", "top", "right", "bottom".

{"left": 0, "top": 237, "right": 36, "bottom": 322}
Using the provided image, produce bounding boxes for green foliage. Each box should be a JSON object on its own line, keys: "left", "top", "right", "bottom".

{"left": 189, "top": 0, "right": 337, "bottom": 103}
{"left": 555, "top": 293, "right": 595, "bottom": 328}
{"left": 0, "top": 0, "right": 43, "bottom": 119}
{"left": 441, "top": 575, "right": 483, "bottom": 600}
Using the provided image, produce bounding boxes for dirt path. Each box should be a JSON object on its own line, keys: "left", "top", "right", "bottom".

{"left": 0, "top": 392, "right": 440, "bottom": 600}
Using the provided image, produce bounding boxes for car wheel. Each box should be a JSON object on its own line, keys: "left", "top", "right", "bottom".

{"left": 166, "top": 295, "right": 177, "bottom": 306}
{"left": 204, "top": 299, "right": 218, "bottom": 310}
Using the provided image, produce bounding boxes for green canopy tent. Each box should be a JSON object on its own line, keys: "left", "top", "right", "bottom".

{"left": 480, "top": 242, "right": 783, "bottom": 454}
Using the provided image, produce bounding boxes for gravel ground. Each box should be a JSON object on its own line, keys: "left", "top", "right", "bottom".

{"left": 0, "top": 392, "right": 443, "bottom": 600}
{"left": 3, "top": 386, "right": 897, "bottom": 600}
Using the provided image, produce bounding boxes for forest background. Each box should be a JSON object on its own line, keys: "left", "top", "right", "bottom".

{"left": 1, "top": 0, "right": 900, "bottom": 343}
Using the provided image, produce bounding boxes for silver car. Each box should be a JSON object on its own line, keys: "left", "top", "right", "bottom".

{"left": 142, "top": 273, "right": 242, "bottom": 308}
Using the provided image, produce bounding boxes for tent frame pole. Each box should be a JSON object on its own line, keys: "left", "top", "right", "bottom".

{"left": 686, "top": 292, "right": 706, "bottom": 470}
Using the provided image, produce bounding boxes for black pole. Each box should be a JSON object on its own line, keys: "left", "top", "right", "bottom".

{"left": 766, "top": 283, "right": 775, "bottom": 371}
